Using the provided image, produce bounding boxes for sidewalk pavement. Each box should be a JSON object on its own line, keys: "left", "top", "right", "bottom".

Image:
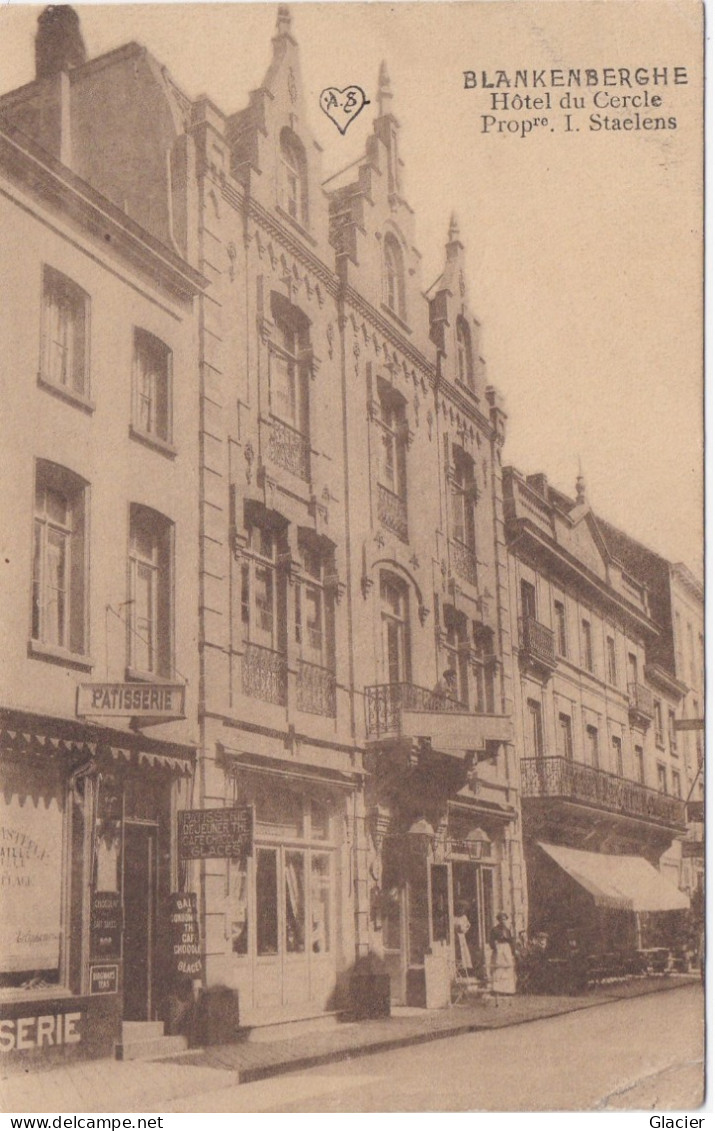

{"left": 0, "top": 975, "right": 700, "bottom": 1114}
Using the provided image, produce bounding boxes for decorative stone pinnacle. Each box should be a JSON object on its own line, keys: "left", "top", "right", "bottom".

{"left": 276, "top": 5, "right": 292, "bottom": 36}
{"left": 378, "top": 60, "right": 392, "bottom": 115}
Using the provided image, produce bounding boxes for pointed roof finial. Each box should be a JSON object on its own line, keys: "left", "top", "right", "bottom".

{"left": 276, "top": 5, "right": 292, "bottom": 37}
{"left": 576, "top": 458, "right": 586, "bottom": 505}
{"left": 378, "top": 60, "right": 393, "bottom": 116}
{"left": 448, "top": 212, "right": 460, "bottom": 243}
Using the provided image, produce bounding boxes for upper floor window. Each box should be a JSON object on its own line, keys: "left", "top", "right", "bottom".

{"left": 554, "top": 600, "right": 567, "bottom": 657}
{"left": 133, "top": 329, "right": 172, "bottom": 445}
{"left": 558, "top": 713, "right": 573, "bottom": 760}
{"left": 380, "top": 571, "right": 410, "bottom": 684}
{"left": 654, "top": 699, "right": 664, "bottom": 747}
{"left": 128, "top": 504, "right": 173, "bottom": 677}
{"left": 527, "top": 698, "right": 544, "bottom": 758}
{"left": 383, "top": 232, "right": 405, "bottom": 320}
{"left": 295, "top": 536, "right": 335, "bottom": 672}
{"left": 671, "top": 770, "right": 682, "bottom": 798}
{"left": 473, "top": 627, "right": 495, "bottom": 714}
{"left": 668, "top": 709, "right": 677, "bottom": 755}
{"left": 41, "top": 267, "right": 90, "bottom": 400}
{"left": 375, "top": 384, "right": 409, "bottom": 543}
{"left": 269, "top": 293, "right": 311, "bottom": 433}
{"left": 581, "top": 618, "right": 594, "bottom": 673}
{"left": 656, "top": 763, "right": 668, "bottom": 794}
{"left": 520, "top": 580, "right": 537, "bottom": 622}
{"left": 32, "top": 461, "right": 87, "bottom": 656}
{"left": 240, "top": 518, "right": 288, "bottom": 656}
{"left": 611, "top": 734, "right": 624, "bottom": 776}
{"left": 456, "top": 315, "right": 475, "bottom": 391}
{"left": 279, "top": 128, "right": 308, "bottom": 227}
{"left": 585, "top": 724, "right": 599, "bottom": 769}
{"left": 450, "top": 446, "right": 477, "bottom": 554}
{"left": 634, "top": 744, "right": 645, "bottom": 784}
{"left": 606, "top": 635, "right": 617, "bottom": 685}
{"left": 443, "top": 605, "right": 469, "bottom": 706}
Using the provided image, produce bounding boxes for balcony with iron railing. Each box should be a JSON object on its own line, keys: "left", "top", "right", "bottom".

{"left": 267, "top": 417, "right": 311, "bottom": 481}
{"left": 377, "top": 483, "right": 408, "bottom": 543}
{"left": 518, "top": 615, "right": 557, "bottom": 676}
{"left": 297, "top": 659, "right": 336, "bottom": 717}
{"left": 628, "top": 682, "right": 654, "bottom": 729}
{"left": 450, "top": 539, "right": 479, "bottom": 588}
{"left": 242, "top": 642, "right": 287, "bottom": 706}
{"left": 364, "top": 681, "right": 512, "bottom": 748}
{"left": 520, "top": 756, "right": 686, "bottom": 831}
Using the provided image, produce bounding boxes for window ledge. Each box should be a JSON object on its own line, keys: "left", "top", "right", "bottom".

{"left": 37, "top": 374, "right": 95, "bottom": 414}
{"left": 125, "top": 667, "right": 173, "bottom": 684}
{"left": 380, "top": 303, "right": 412, "bottom": 335}
{"left": 275, "top": 205, "right": 317, "bottom": 246}
{"left": 28, "top": 639, "right": 94, "bottom": 671}
{"left": 129, "top": 425, "right": 177, "bottom": 458}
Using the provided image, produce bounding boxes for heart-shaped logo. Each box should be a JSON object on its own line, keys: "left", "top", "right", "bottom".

{"left": 319, "top": 86, "right": 370, "bottom": 135}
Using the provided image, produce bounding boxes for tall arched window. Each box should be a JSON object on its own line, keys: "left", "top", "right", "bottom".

{"left": 280, "top": 128, "right": 308, "bottom": 227}
{"left": 456, "top": 316, "right": 474, "bottom": 391}
{"left": 383, "top": 232, "right": 405, "bottom": 319}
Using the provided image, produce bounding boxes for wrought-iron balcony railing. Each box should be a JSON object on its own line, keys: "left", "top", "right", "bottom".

{"left": 297, "top": 659, "right": 336, "bottom": 717}
{"left": 628, "top": 682, "right": 654, "bottom": 726}
{"left": 267, "top": 417, "right": 310, "bottom": 481}
{"left": 365, "top": 682, "right": 462, "bottom": 738}
{"left": 450, "top": 539, "right": 478, "bottom": 588}
{"left": 377, "top": 483, "right": 408, "bottom": 543}
{"left": 365, "top": 681, "right": 513, "bottom": 746}
{"left": 520, "top": 756, "right": 686, "bottom": 830}
{"left": 518, "top": 616, "right": 556, "bottom": 669}
{"left": 242, "top": 642, "right": 287, "bottom": 706}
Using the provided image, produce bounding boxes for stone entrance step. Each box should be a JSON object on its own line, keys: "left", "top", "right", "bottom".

{"left": 115, "top": 1020, "right": 188, "bottom": 1061}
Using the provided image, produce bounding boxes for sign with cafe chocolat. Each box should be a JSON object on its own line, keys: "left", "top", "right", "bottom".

{"left": 178, "top": 807, "right": 253, "bottom": 860}
{"left": 167, "top": 892, "right": 203, "bottom": 978}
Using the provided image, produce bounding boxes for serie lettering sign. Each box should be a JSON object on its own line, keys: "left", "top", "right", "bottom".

{"left": 167, "top": 892, "right": 203, "bottom": 978}
{"left": 76, "top": 682, "right": 186, "bottom": 720}
{"left": 89, "top": 964, "right": 119, "bottom": 995}
{"left": 178, "top": 807, "right": 253, "bottom": 860}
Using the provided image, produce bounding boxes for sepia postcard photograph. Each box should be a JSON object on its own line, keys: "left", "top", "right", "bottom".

{"left": 0, "top": 0, "right": 706, "bottom": 1117}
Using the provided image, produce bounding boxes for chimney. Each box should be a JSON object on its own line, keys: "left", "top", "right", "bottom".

{"left": 36, "top": 6, "right": 86, "bottom": 80}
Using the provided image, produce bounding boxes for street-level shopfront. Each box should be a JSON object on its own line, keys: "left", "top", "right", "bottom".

{"left": 211, "top": 752, "right": 360, "bottom": 1026}
{"left": 377, "top": 799, "right": 518, "bottom": 1007}
{"left": 0, "top": 709, "right": 194, "bottom": 1068}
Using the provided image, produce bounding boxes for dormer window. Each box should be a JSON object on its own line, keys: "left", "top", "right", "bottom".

{"left": 383, "top": 232, "right": 405, "bottom": 320}
{"left": 280, "top": 128, "right": 308, "bottom": 227}
{"left": 456, "top": 315, "right": 475, "bottom": 391}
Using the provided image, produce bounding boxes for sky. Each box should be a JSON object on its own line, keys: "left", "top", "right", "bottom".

{"left": 0, "top": 1, "right": 704, "bottom": 577}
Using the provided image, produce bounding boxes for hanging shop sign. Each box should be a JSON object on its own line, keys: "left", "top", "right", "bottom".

{"left": 90, "top": 891, "right": 122, "bottom": 959}
{"left": 167, "top": 892, "right": 203, "bottom": 978}
{"left": 178, "top": 807, "right": 253, "bottom": 860}
{"left": 76, "top": 682, "right": 186, "bottom": 720}
{"left": 89, "top": 964, "right": 119, "bottom": 995}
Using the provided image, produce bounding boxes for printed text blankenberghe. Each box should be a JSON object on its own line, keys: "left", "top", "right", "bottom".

{"left": 464, "top": 67, "right": 688, "bottom": 89}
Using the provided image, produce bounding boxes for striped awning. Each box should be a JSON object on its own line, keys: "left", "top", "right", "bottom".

{"left": 538, "top": 842, "right": 690, "bottom": 912}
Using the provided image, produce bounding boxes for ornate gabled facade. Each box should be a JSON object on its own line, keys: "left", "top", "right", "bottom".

{"left": 325, "top": 71, "right": 523, "bottom": 1005}
{"left": 504, "top": 467, "right": 690, "bottom": 954}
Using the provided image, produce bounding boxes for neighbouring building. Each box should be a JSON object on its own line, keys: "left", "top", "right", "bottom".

{"left": 504, "top": 468, "right": 690, "bottom": 957}
{"left": 0, "top": 8, "right": 204, "bottom": 1065}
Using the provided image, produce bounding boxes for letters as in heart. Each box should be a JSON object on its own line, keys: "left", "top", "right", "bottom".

{"left": 319, "top": 86, "right": 370, "bottom": 134}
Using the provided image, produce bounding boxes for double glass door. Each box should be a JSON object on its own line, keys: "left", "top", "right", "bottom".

{"left": 233, "top": 841, "right": 334, "bottom": 1017}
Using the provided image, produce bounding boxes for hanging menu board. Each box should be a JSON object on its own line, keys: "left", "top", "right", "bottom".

{"left": 167, "top": 892, "right": 203, "bottom": 978}
{"left": 90, "top": 891, "right": 122, "bottom": 959}
{"left": 178, "top": 807, "right": 253, "bottom": 860}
